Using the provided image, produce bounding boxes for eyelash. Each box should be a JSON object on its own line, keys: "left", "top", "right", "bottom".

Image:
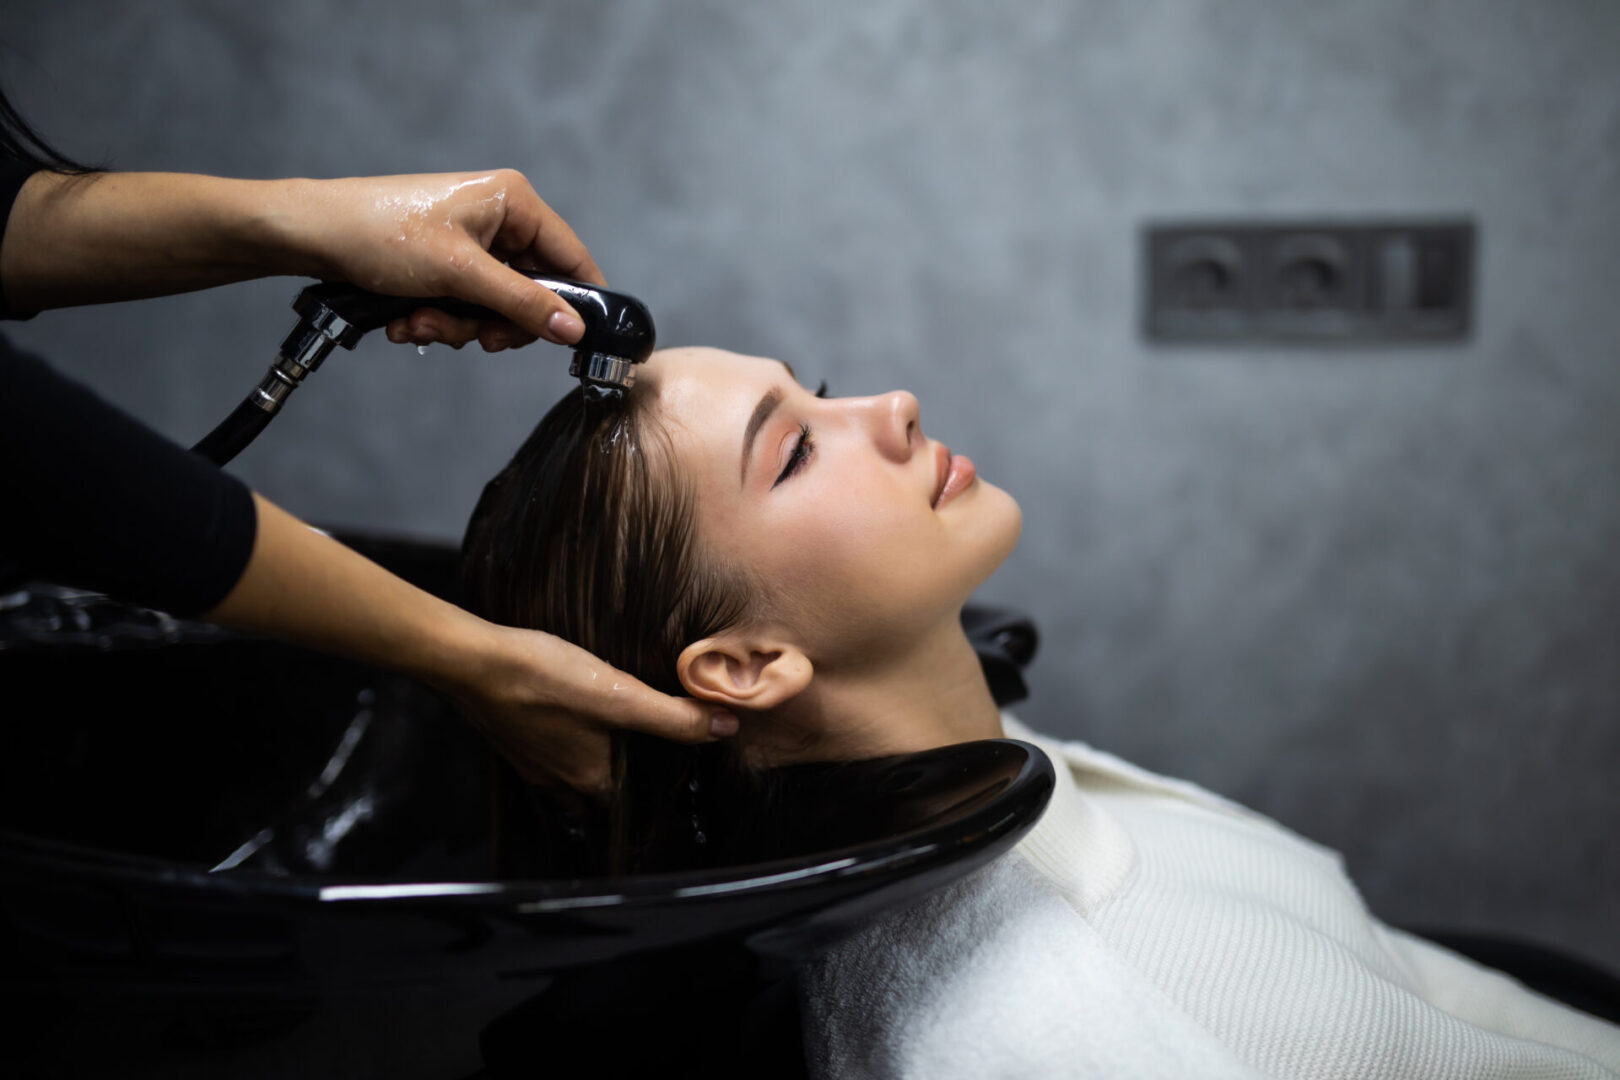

{"left": 772, "top": 381, "right": 830, "bottom": 489}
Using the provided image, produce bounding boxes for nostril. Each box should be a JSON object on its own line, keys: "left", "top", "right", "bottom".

{"left": 885, "top": 391, "right": 922, "bottom": 454}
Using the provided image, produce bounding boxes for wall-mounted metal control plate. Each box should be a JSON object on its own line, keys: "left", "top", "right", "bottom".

{"left": 1142, "top": 219, "right": 1474, "bottom": 343}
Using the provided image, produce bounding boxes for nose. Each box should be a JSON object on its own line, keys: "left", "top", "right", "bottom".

{"left": 866, "top": 390, "right": 920, "bottom": 462}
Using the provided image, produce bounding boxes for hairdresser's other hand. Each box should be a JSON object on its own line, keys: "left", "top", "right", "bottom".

{"left": 206, "top": 495, "right": 728, "bottom": 796}
{"left": 291, "top": 170, "right": 607, "bottom": 354}
{"left": 446, "top": 623, "right": 740, "bottom": 792}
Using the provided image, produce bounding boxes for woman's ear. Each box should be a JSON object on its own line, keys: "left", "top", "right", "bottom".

{"left": 677, "top": 634, "right": 813, "bottom": 711}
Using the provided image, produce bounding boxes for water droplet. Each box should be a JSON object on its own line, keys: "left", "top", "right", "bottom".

{"left": 416, "top": 344, "right": 428, "bottom": 356}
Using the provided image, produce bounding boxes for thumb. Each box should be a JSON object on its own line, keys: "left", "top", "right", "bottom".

{"left": 464, "top": 254, "right": 588, "bottom": 344}
{"left": 598, "top": 674, "right": 740, "bottom": 744}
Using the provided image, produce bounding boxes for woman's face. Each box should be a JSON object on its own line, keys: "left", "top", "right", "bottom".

{"left": 644, "top": 347, "right": 1021, "bottom": 670}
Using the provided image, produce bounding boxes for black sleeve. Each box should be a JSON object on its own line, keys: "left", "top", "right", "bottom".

{"left": 0, "top": 160, "right": 257, "bottom": 615}
{"left": 0, "top": 335, "right": 258, "bottom": 615}
{"left": 0, "top": 333, "right": 257, "bottom": 612}
{"left": 0, "top": 159, "right": 39, "bottom": 319}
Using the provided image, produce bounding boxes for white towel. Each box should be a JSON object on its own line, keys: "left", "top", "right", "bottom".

{"left": 800, "top": 724, "right": 1620, "bottom": 1078}
{"left": 799, "top": 851, "right": 1267, "bottom": 1079}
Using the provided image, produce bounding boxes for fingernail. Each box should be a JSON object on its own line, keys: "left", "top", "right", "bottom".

{"left": 709, "top": 711, "right": 739, "bottom": 738}
{"left": 547, "top": 310, "right": 586, "bottom": 342}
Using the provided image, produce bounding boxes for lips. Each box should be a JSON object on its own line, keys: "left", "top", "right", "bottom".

{"left": 931, "top": 442, "right": 978, "bottom": 509}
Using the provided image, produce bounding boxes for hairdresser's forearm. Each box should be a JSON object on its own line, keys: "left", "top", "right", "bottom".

{"left": 210, "top": 496, "right": 733, "bottom": 787}
{"left": 204, "top": 493, "right": 491, "bottom": 691}
{"left": 0, "top": 171, "right": 325, "bottom": 313}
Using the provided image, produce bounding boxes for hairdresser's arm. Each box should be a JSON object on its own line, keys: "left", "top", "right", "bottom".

{"left": 208, "top": 493, "right": 736, "bottom": 790}
{"left": 0, "top": 168, "right": 603, "bottom": 349}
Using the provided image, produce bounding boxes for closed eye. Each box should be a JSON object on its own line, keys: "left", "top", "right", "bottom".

{"left": 768, "top": 380, "right": 828, "bottom": 489}
{"left": 773, "top": 423, "right": 814, "bottom": 488}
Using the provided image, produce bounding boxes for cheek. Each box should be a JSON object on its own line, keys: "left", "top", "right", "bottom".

{"left": 699, "top": 460, "right": 1016, "bottom": 654}
{"left": 757, "top": 473, "right": 949, "bottom": 634}
{"left": 782, "top": 470, "right": 920, "bottom": 565}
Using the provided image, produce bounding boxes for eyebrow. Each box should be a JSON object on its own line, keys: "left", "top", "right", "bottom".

{"left": 741, "top": 388, "right": 784, "bottom": 484}
{"left": 739, "top": 361, "right": 801, "bottom": 485}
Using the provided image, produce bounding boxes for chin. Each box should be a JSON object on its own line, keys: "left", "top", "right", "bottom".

{"left": 961, "top": 481, "right": 1022, "bottom": 588}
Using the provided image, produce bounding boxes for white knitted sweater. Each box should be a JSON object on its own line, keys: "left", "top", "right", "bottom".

{"left": 801, "top": 718, "right": 1620, "bottom": 1079}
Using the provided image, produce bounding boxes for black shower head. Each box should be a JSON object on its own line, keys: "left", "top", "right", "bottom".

{"left": 287, "top": 274, "right": 657, "bottom": 391}
{"left": 191, "top": 275, "right": 657, "bottom": 465}
{"left": 537, "top": 279, "right": 658, "bottom": 392}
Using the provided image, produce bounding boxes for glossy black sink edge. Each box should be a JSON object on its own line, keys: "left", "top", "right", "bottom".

{"left": 0, "top": 739, "right": 1054, "bottom": 916}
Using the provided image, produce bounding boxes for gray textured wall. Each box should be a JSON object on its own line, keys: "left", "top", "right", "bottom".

{"left": 5, "top": 1, "right": 1617, "bottom": 968}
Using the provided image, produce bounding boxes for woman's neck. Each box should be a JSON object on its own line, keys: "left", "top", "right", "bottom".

{"left": 749, "top": 620, "right": 1005, "bottom": 766}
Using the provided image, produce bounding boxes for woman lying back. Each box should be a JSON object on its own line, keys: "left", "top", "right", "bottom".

{"left": 463, "top": 347, "right": 1620, "bottom": 1079}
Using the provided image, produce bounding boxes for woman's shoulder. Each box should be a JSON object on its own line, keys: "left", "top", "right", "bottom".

{"left": 1000, "top": 714, "right": 1251, "bottom": 811}
{"left": 1000, "top": 712, "right": 1347, "bottom": 867}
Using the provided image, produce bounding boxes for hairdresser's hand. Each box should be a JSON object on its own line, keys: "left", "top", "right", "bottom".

{"left": 289, "top": 169, "right": 607, "bottom": 354}
{"left": 446, "top": 623, "right": 740, "bottom": 792}
{"left": 1, "top": 170, "right": 605, "bottom": 329}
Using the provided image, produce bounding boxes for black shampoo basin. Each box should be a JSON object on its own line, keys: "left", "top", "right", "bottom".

{"left": 0, "top": 534, "right": 1051, "bottom": 1078}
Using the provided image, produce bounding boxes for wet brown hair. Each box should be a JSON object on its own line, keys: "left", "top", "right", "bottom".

{"left": 462, "top": 381, "right": 764, "bottom": 875}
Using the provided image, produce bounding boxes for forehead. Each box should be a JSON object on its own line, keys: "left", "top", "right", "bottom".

{"left": 643, "top": 347, "right": 793, "bottom": 466}
{"left": 646, "top": 347, "right": 791, "bottom": 404}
